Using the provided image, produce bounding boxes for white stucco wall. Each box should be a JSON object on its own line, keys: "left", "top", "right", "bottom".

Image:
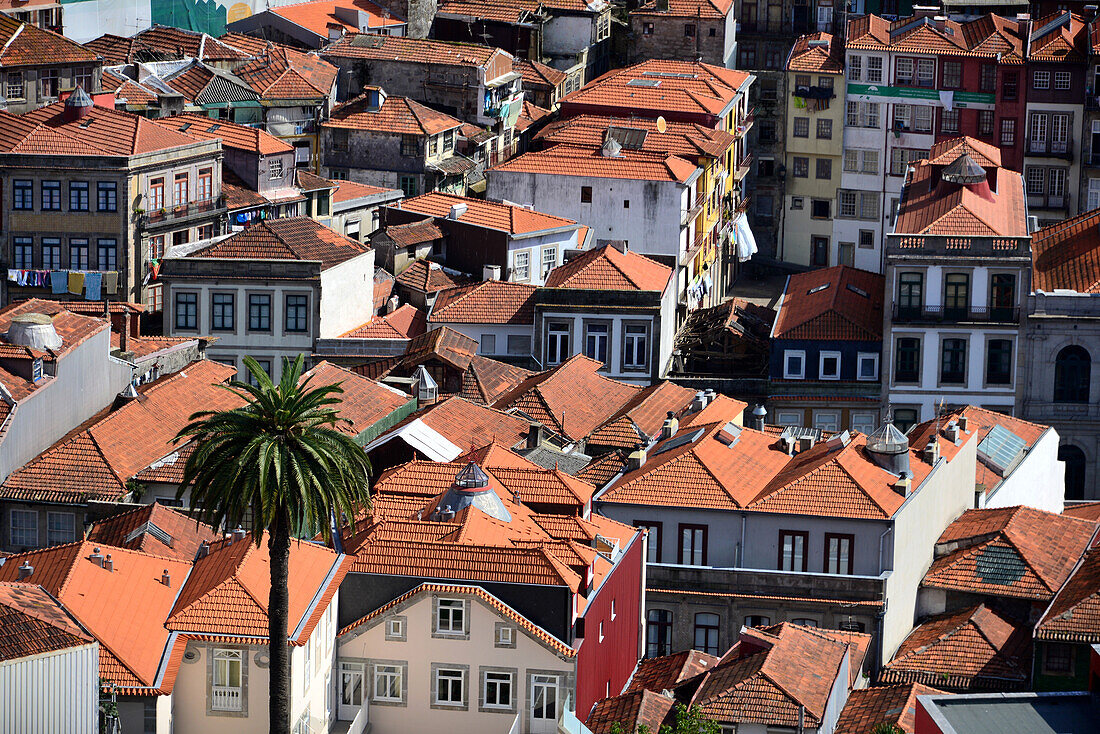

{"left": 319, "top": 249, "right": 376, "bottom": 338}
{"left": 980, "top": 427, "right": 1065, "bottom": 513}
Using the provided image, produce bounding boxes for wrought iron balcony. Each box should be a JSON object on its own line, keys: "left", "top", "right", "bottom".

{"left": 892, "top": 304, "right": 1020, "bottom": 324}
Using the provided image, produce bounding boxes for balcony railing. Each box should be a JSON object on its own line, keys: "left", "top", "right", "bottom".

{"left": 887, "top": 234, "right": 1030, "bottom": 258}
{"left": 1026, "top": 138, "right": 1073, "bottom": 158}
{"left": 1085, "top": 150, "right": 1100, "bottom": 167}
{"left": 210, "top": 687, "right": 242, "bottom": 712}
{"left": 1026, "top": 192, "right": 1071, "bottom": 211}
{"left": 892, "top": 304, "right": 1021, "bottom": 324}
{"left": 140, "top": 196, "right": 226, "bottom": 227}
{"left": 736, "top": 109, "right": 755, "bottom": 138}
{"left": 1087, "top": 95, "right": 1100, "bottom": 111}
{"left": 733, "top": 154, "right": 752, "bottom": 182}
{"left": 681, "top": 198, "right": 706, "bottom": 226}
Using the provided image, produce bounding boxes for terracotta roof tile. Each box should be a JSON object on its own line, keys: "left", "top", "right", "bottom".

{"left": 430, "top": 280, "right": 536, "bottom": 325}
{"left": 513, "top": 57, "right": 567, "bottom": 89}
{"left": 577, "top": 450, "right": 629, "bottom": 488}
{"left": 435, "top": 0, "right": 541, "bottom": 23}
{"left": 341, "top": 304, "right": 426, "bottom": 339}
{"left": 535, "top": 113, "right": 734, "bottom": 160}
{"left": 626, "top": 649, "right": 718, "bottom": 693}
{"left": 587, "top": 689, "right": 677, "bottom": 734}
{"left": 395, "top": 259, "right": 472, "bottom": 294}
{"left": 103, "top": 72, "right": 161, "bottom": 106}
{"left": 630, "top": 0, "right": 730, "bottom": 19}
{"left": 835, "top": 683, "right": 946, "bottom": 734}
{"left": 221, "top": 170, "right": 269, "bottom": 210}
{"left": 321, "top": 32, "right": 504, "bottom": 66}
{"left": 0, "top": 582, "right": 92, "bottom": 662}
{"left": 301, "top": 360, "right": 413, "bottom": 436}
{"left": 1064, "top": 502, "right": 1100, "bottom": 522}
{"left": 188, "top": 216, "right": 369, "bottom": 270}
{"left": 881, "top": 605, "right": 1030, "bottom": 690}
{"left": 85, "top": 34, "right": 155, "bottom": 65}
{"left": 773, "top": 265, "right": 884, "bottom": 341}
{"left": 0, "top": 15, "right": 98, "bottom": 67}
{"left": 325, "top": 90, "right": 463, "bottom": 135}
{"left": 85, "top": 503, "right": 219, "bottom": 563}
{"left": 515, "top": 100, "right": 551, "bottom": 132}
{"left": 847, "top": 14, "right": 1025, "bottom": 60}
{"left": 134, "top": 25, "right": 249, "bottom": 61}
{"left": 234, "top": 45, "right": 337, "bottom": 100}
{"left": 492, "top": 145, "right": 699, "bottom": 183}
{"left": 384, "top": 218, "right": 443, "bottom": 247}
{"left": 396, "top": 192, "right": 580, "bottom": 234}
{"left": 587, "top": 381, "right": 697, "bottom": 450}
{"left": 786, "top": 32, "right": 845, "bottom": 73}
{"left": 459, "top": 354, "right": 533, "bottom": 404}
{"left": 151, "top": 112, "right": 293, "bottom": 154}
{"left": 331, "top": 179, "right": 400, "bottom": 204}
{"left": 266, "top": 0, "right": 404, "bottom": 35}
{"left": 1032, "top": 207, "right": 1100, "bottom": 293}
{"left": 1035, "top": 547, "right": 1100, "bottom": 642}
{"left": 372, "top": 395, "right": 531, "bottom": 456}
{"left": 544, "top": 243, "right": 672, "bottom": 292}
{"left": 395, "top": 325, "right": 478, "bottom": 372}
{"left": 1028, "top": 11, "right": 1088, "bottom": 63}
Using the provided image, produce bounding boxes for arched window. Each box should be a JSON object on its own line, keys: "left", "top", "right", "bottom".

{"left": 1059, "top": 444, "right": 1087, "bottom": 501}
{"left": 1054, "top": 346, "right": 1091, "bottom": 403}
{"left": 646, "top": 609, "right": 672, "bottom": 658}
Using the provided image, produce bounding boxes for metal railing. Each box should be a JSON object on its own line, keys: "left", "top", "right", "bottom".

{"left": 1027, "top": 138, "right": 1073, "bottom": 158}
{"left": 892, "top": 304, "right": 1021, "bottom": 324}
{"left": 210, "top": 686, "right": 242, "bottom": 711}
{"left": 140, "top": 196, "right": 226, "bottom": 226}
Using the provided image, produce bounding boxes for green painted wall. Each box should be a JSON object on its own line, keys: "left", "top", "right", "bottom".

{"left": 1032, "top": 641, "right": 1091, "bottom": 691}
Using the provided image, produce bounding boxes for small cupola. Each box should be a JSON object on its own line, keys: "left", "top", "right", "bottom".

{"left": 63, "top": 86, "right": 94, "bottom": 122}
{"left": 865, "top": 420, "right": 911, "bottom": 477}
{"left": 431, "top": 462, "right": 511, "bottom": 522}
{"left": 940, "top": 153, "right": 986, "bottom": 186}
{"left": 454, "top": 461, "right": 490, "bottom": 490}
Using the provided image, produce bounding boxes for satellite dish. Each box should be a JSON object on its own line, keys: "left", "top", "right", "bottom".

{"left": 656, "top": 115, "right": 667, "bottom": 133}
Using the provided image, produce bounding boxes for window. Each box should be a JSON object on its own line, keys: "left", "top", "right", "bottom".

{"left": 793, "top": 117, "right": 809, "bottom": 137}
{"left": 694, "top": 613, "right": 720, "bottom": 655}
{"left": 978, "top": 110, "right": 994, "bottom": 136}
{"left": 541, "top": 247, "right": 556, "bottom": 278}
{"left": 811, "top": 199, "right": 830, "bottom": 219}
{"left": 779, "top": 530, "right": 808, "bottom": 571}
{"left": 198, "top": 224, "right": 214, "bottom": 241}
{"left": 477, "top": 334, "right": 497, "bottom": 355}
{"left": 944, "top": 273, "right": 969, "bottom": 319}
{"left": 285, "top": 295, "right": 308, "bottom": 333}
{"left": 14, "top": 179, "right": 32, "bottom": 210}
{"left": 211, "top": 293, "right": 235, "bottom": 331}
{"left": 483, "top": 671, "right": 512, "bottom": 709}
{"left": 5, "top": 72, "right": 23, "bottom": 100}
{"left": 849, "top": 55, "right": 862, "bottom": 81}
{"left": 647, "top": 609, "right": 672, "bottom": 657}
{"left": 1042, "top": 643, "right": 1074, "bottom": 676}
{"left": 744, "top": 615, "right": 770, "bottom": 628}
{"left": 399, "top": 175, "right": 418, "bottom": 198}
{"left": 172, "top": 172, "right": 189, "bottom": 207}
{"left": 941, "top": 109, "right": 959, "bottom": 134}
{"left": 147, "top": 177, "right": 165, "bottom": 211}
{"left": 941, "top": 338, "right": 967, "bottom": 384}
{"left": 331, "top": 129, "right": 349, "bottom": 153}
{"left": 758, "top": 119, "right": 776, "bottom": 141}
{"left": 39, "top": 180, "right": 61, "bottom": 210}
{"left": 792, "top": 156, "right": 809, "bottom": 178}
{"left": 896, "top": 57, "right": 914, "bottom": 84}
{"left": 895, "top": 338, "right": 920, "bottom": 383}
{"left": 67, "top": 181, "right": 89, "bottom": 211}
{"left": 844, "top": 149, "right": 879, "bottom": 174}
{"left": 386, "top": 617, "right": 404, "bottom": 640}
{"left": 546, "top": 322, "right": 571, "bottom": 364}
{"left": 986, "top": 339, "right": 1012, "bottom": 385}
{"left": 1055, "top": 71, "right": 1071, "bottom": 91}
{"left": 851, "top": 411, "right": 877, "bottom": 434}
{"left": 69, "top": 239, "right": 89, "bottom": 270}
{"left": 623, "top": 323, "right": 648, "bottom": 371}
{"left": 859, "top": 230, "right": 874, "bottom": 249}
{"left": 739, "top": 43, "right": 757, "bottom": 69}
{"left": 1054, "top": 346, "right": 1090, "bottom": 403}
{"left": 506, "top": 334, "right": 530, "bottom": 356}
{"left": 816, "top": 158, "right": 831, "bottom": 180}
{"left": 857, "top": 353, "right": 879, "bottom": 381}
{"left": 791, "top": 197, "right": 804, "bottom": 210}
{"left": 790, "top": 618, "right": 819, "bottom": 628}
{"left": 97, "top": 182, "right": 117, "bottom": 211}
{"left": 867, "top": 56, "right": 882, "bottom": 83}
{"left": 13, "top": 238, "right": 33, "bottom": 269}
{"left": 916, "top": 58, "right": 934, "bottom": 86}
{"left": 96, "top": 239, "right": 117, "bottom": 271}
{"left": 683, "top": 22, "right": 695, "bottom": 36}
{"left": 10, "top": 510, "right": 37, "bottom": 547}
{"left": 442, "top": 130, "right": 454, "bottom": 152}
{"left": 819, "top": 351, "right": 840, "bottom": 380}
{"left": 980, "top": 64, "right": 997, "bottom": 92}
{"left": 248, "top": 294, "right": 271, "bottom": 332}
{"left": 642, "top": 21, "right": 653, "bottom": 34}
{"left": 584, "top": 323, "right": 609, "bottom": 364}
{"left": 914, "top": 105, "right": 932, "bottom": 133}
{"left": 39, "top": 69, "right": 59, "bottom": 99}
{"left": 580, "top": 186, "right": 592, "bottom": 203}
{"left": 400, "top": 135, "right": 418, "bottom": 157}
{"left": 374, "top": 665, "right": 402, "bottom": 702}
{"left": 1003, "top": 72, "right": 1019, "bottom": 100}
{"left": 636, "top": 521, "right": 662, "bottom": 563}
{"left": 434, "top": 667, "right": 465, "bottom": 706}
{"left": 1033, "top": 70, "right": 1050, "bottom": 90}
{"left": 211, "top": 649, "right": 243, "bottom": 711}
{"left": 1001, "top": 118, "right": 1016, "bottom": 146}
{"left": 1026, "top": 167, "right": 1046, "bottom": 196}
{"left": 269, "top": 159, "right": 284, "bottom": 180}
{"left": 783, "top": 350, "right": 806, "bottom": 379}
{"left": 890, "top": 148, "right": 927, "bottom": 176}
{"left": 436, "top": 598, "right": 465, "bottom": 634}
{"left": 198, "top": 168, "right": 212, "bottom": 201}
{"left": 795, "top": 74, "right": 811, "bottom": 89}
{"left": 758, "top": 158, "right": 775, "bottom": 177}
{"left": 678, "top": 524, "right": 707, "bottom": 566}
{"left": 825, "top": 533, "right": 853, "bottom": 574}
{"left": 839, "top": 190, "right": 878, "bottom": 220}
{"left": 42, "top": 238, "right": 61, "bottom": 270}
{"left": 511, "top": 250, "right": 531, "bottom": 281}
{"left": 943, "top": 61, "right": 961, "bottom": 89}
{"left": 990, "top": 273, "right": 1015, "bottom": 319}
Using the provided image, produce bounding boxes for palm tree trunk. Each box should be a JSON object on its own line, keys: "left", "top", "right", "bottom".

{"left": 269, "top": 510, "right": 292, "bottom": 734}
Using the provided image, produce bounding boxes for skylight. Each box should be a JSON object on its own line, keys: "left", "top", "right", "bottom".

{"left": 807, "top": 283, "right": 830, "bottom": 295}
{"left": 207, "top": 124, "right": 221, "bottom": 132}
{"left": 626, "top": 78, "right": 661, "bottom": 87}
{"left": 124, "top": 520, "right": 174, "bottom": 547}
{"left": 977, "top": 424, "right": 1027, "bottom": 477}
{"left": 846, "top": 284, "right": 869, "bottom": 297}
{"left": 652, "top": 428, "right": 705, "bottom": 456}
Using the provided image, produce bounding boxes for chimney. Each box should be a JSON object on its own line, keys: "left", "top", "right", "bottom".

{"left": 231, "top": 527, "right": 247, "bottom": 542}
{"left": 945, "top": 421, "right": 960, "bottom": 443}
{"left": 17, "top": 561, "right": 33, "bottom": 579}
{"left": 783, "top": 435, "right": 797, "bottom": 455}
{"left": 933, "top": 15, "right": 948, "bottom": 31}
{"left": 798, "top": 436, "right": 816, "bottom": 453}
{"left": 627, "top": 443, "right": 648, "bottom": 471}
{"left": 913, "top": 5, "right": 938, "bottom": 19}
{"left": 448, "top": 203, "right": 468, "bottom": 220}
{"left": 386, "top": 294, "right": 400, "bottom": 314}
{"left": 104, "top": 554, "right": 114, "bottom": 572}
{"left": 661, "top": 411, "right": 679, "bottom": 440}
{"left": 90, "top": 547, "right": 104, "bottom": 567}
{"left": 197, "top": 541, "right": 210, "bottom": 559}
{"left": 161, "top": 569, "right": 171, "bottom": 587}
{"left": 526, "top": 423, "right": 544, "bottom": 450}
{"left": 893, "top": 476, "right": 912, "bottom": 496}
{"left": 925, "top": 437, "right": 940, "bottom": 465}
{"left": 751, "top": 404, "right": 767, "bottom": 431}
{"left": 440, "top": 505, "right": 456, "bottom": 521}
{"left": 704, "top": 389, "right": 717, "bottom": 402}
{"left": 120, "top": 309, "right": 131, "bottom": 353}
{"left": 690, "top": 391, "right": 708, "bottom": 412}
{"left": 483, "top": 264, "right": 502, "bottom": 281}
{"left": 958, "top": 415, "right": 968, "bottom": 432}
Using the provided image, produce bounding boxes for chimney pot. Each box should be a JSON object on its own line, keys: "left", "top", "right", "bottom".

{"left": 232, "top": 527, "right": 246, "bottom": 542}
{"left": 90, "top": 548, "right": 104, "bottom": 567}
{"left": 661, "top": 415, "right": 679, "bottom": 441}
{"left": 926, "top": 437, "right": 940, "bottom": 464}
{"left": 197, "top": 541, "right": 209, "bottom": 559}
{"left": 17, "top": 561, "right": 33, "bottom": 579}
{"left": 627, "top": 443, "right": 648, "bottom": 471}
{"left": 958, "top": 415, "right": 968, "bottom": 432}
{"left": 161, "top": 569, "right": 171, "bottom": 586}
{"left": 526, "top": 423, "right": 544, "bottom": 450}
{"left": 104, "top": 554, "right": 114, "bottom": 572}
{"left": 945, "top": 421, "right": 960, "bottom": 443}
{"left": 751, "top": 404, "right": 767, "bottom": 431}
{"left": 798, "top": 436, "right": 815, "bottom": 452}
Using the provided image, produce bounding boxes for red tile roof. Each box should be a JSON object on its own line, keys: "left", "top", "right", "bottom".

{"left": 881, "top": 605, "right": 1030, "bottom": 690}
{"left": 430, "top": 280, "right": 536, "bottom": 325}
{"left": 188, "top": 216, "right": 369, "bottom": 269}
{"left": 625, "top": 649, "right": 718, "bottom": 693}
{"left": 492, "top": 145, "right": 699, "bottom": 183}
{"left": 562, "top": 59, "right": 749, "bottom": 119}
{"left": 491, "top": 355, "right": 643, "bottom": 442}
{"left": 301, "top": 360, "right": 413, "bottom": 436}
{"left": 166, "top": 535, "right": 349, "bottom": 644}
{"left": 587, "top": 689, "right": 677, "bottom": 734}
{"left": 397, "top": 192, "right": 580, "bottom": 234}
{"left": 893, "top": 138, "right": 1027, "bottom": 238}
{"left": 846, "top": 14, "right": 1025, "bottom": 61}
{"left": 513, "top": 57, "right": 567, "bottom": 89}
{"left": 926, "top": 137, "right": 1003, "bottom": 168}
{"left": 0, "top": 582, "right": 92, "bottom": 662}
{"left": 325, "top": 90, "right": 464, "bottom": 135}
{"left": 1028, "top": 11, "right": 1088, "bottom": 63}
{"left": 234, "top": 45, "right": 338, "bottom": 100}
{"left": 1032, "top": 207, "right": 1100, "bottom": 293}
{"left": 85, "top": 503, "right": 219, "bottom": 563}
{"left": 0, "top": 361, "right": 239, "bottom": 504}
{"left": 630, "top": 0, "right": 731, "bottom": 19}
{"left": 320, "top": 32, "right": 504, "bottom": 66}
{"left": 459, "top": 354, "right": 533, "bottom": 405}
{"left": 395, "top": 259, "right": 473, "bottom": 294}
{"left": 101, "top": 70, "right": 161, "bottom": 107}
{"left": 772, "top": 265, "right": 884, "bottom": 341}
{"left": 151, "top": 112, "right": 293, "bottom": 155}
{"left": 1064, "top": 502, "right": 1100, "bottom": 522}
{"left": 340, "top": 304, "right": 427, "bottom": 339}
{"left": 397, "top": 325, "right": 478, "bottom": 371}
{"left": 372, "top": 395, "right": 531, "bottom": 456}
{"left": 266, "top": 0, "right": 404, "bottom": 35}
{"left": 544, "top": 243, "right": 671, "bottom": 292}
{"left": 535, "top": 114, "right": 735, "bottom": 160}
{"left": 835, "top": 683, "right": 946, "bottom": 734}
{"left": 331, "top": 179, "right": 400, "bottom": 204}
{"left": 134, "top": 25, "right": 249, "bottom": 61}
{"left": 786, "top": 32, "right": 845, "bottom": 73}
{"left": 0, "top": 15, "right": 98, "bottom": 67}
{"left": 0, "top": 101, "right": 207, "bottom": 157}
{"left": 1036, "top": 546, "right": 1100, "bottom": 642}
{"left": 586, "top": 381, "right": 697, "bottom": 450}
{"left": 85, "top": 34, "right": 156, "bottom": 65}
{"left": 217, "top": 32, "right": 299, "bottom": 57}
{"left": 0, "top": 299, "right": 110, "bottom": 400}
{"left": 383, "top": 218, "right": 443, "bottom": 247}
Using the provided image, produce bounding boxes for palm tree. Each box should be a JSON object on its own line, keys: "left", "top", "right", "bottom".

{"left": 175, "top": 355, "right": 371, "bottom": 734}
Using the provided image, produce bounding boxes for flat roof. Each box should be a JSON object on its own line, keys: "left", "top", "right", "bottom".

{"left": 918, "top": 692, "right": 1100, "bottom": 734}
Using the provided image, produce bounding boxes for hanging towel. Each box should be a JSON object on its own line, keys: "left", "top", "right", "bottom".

{"left": 17, "top": 270, "right": 28, "bottom": 286}
{"left": 68, "top": 271, "right": 84, "bottom": 295}
{"left": 7, "top": 270, "right": 18, "bottom": 283}
{"left": 51, "top": 271, "right": 68, "bottom": 294}
{"left": 84, "top": 271, "right": 103, "bottom": 300}
{"left": 103, "top": 271, "right": 119, "bottom": 295}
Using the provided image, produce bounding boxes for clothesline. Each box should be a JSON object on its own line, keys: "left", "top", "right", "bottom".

{"left": 7, "top": 269, "right": 119, "bottom": 298}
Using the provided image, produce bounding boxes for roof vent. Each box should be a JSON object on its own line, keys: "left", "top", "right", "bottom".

{"left": 601, "top": 136, "right": 622, "bottom": 157}
{"left": 627, "top": 443, "right": 648, "bottom": 471}
{"left": 89, "top": 548, "right": 104, "bottom": 567}
{"left": 231, "top": 527, "right": 247, "bottom": 542}
{"left": 6, "top": 313, "right": 62, "bottom": 351}
{"left": 940, "top": 153, "right": 987, "bottom": 185}
{"left": 17, "top": 561, "right": 33, "bottom": 579}
{"left": 751, "top": 403, "right": 767, "bottom": 431}
{"left": 63, "top": 85, "right": 94, "bottom": 122}
{"left": 925, "top": 436, "right": 940, "bottom": 465}
{"left": 104, "top": 554, "right": 114, "bottom": 572}
{"left": 161, "top": 569, "right": 171, "bottom": 587}
{"left": 111, "top": 382, "right": 142, "bottom": 411}
{"left": 196, "top": 541, "right": 210, "bottom": 559}
{"left": 866, "top": 420, "right": 911, "bottom": 477}
{"left": 439, "top": 505, "right": 456, "bottom": 521}
{"left": 448, "top": 202, "right": 468, "bottom": 219}
{"left": 661, "top": 412, "right": 679, "bottom": 440}
{"left": 691, "top": 391, "right": 708, "bottom": 412}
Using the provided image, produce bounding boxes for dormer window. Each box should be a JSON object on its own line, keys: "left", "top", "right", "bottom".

{"left": 31, "top": 358, "right": 43, "bottom": 382}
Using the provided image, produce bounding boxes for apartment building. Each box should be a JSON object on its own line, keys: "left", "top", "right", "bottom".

{"left": 0, "top": 14, "right": 101, "bottom": 115}
{"left": 782, "top": 32, "right": 845, "bottom": 267}
{"left": 841, "top": 14, "right": 1026, "bottom": 270}
{"left": 629, "top": 0, "right": 737, "bottom": 68}
{"left": 0, "top": 92, "right": 224, "bottom": 309}
{"left": 882, "top": 137, "right": 1031, "bottom": 427}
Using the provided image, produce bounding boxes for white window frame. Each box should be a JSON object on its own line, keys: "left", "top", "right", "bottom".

{"left": 857, "top": 352, "right": 879, "bottom": 381}
{"left": 783, "top": 350, "right": 806, "bottom": 379}
{"left": 434, "top": 667, "right": 465, "bottom": 706}
{"left": 850, "top": 411, "right": 877, "bottom": 434}
{"left": 436, "top": 598, "right": 465, "bottom": 635}
{"left": 373, "top": 664, "right": 403, "bottom": 702}
{"left": 776, "top": 411, "right": 802, "bottom": 426}
{"left": 623, "top": 323, "right": 649, "bottom": 372}
{"left": 496, "top": 626, "right": 514, "bottom": 646}
{"left": 819, "top": 351, "right": 841, "bottom": 380}
{"left": 483, "top": 671, "right": 513, "bottom": 709}
{"left": 513, "top": 250, "right": 530, "bottom": 281}
{"left": 386, "top": 618, "right": 403, "bottom": 638}
{"left": 10, "top": 509, "right": 37, "bottom": 547}
{"left": 480, "top": 333, "right": 497, "bottom": 355}
{"left": 541, "top": 247, "right": 557, "bottom": 278}
{"left": 211, "top": 649, "right": 243, "bottom": 712}
{"left": 546, "top": 322, "right": 571, "bottom": 365}
{"left": 867, "top": 56, "right": 883, "bottom": 83}
{"left": 813, "top": 411, "right": 840, "bottom": 432}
